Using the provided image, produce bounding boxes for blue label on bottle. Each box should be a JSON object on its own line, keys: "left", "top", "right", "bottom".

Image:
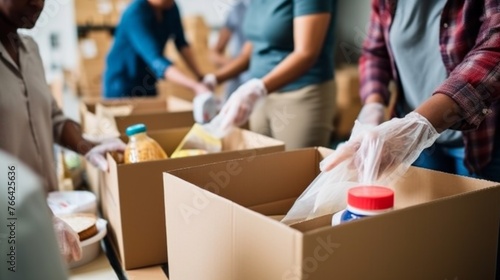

{"left": 340, "top": 209, "right": 367, "bottom": 223}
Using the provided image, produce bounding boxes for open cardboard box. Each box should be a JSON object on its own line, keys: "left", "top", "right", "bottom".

{"left": 101, "top": 127, "right": 285, "bottom": 269}
{"left": 163, "top": 147, "right": 500, "bottom": 280}
{"left": 81, "top": 95, "right": 194, "bottom": 197}
{"left": 79, "top": 95, "right": 194, "bottom": 133}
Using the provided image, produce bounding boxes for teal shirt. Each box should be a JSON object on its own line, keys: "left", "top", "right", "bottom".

{"left": 243, "top": 0, "right": 337, "bottom": 92}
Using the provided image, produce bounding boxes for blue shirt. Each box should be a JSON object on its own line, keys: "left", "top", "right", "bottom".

{"left": 103, "top": 0, "right": 187, "bottom": 98}
{"left": 243, "top": 0, "right": 337, "bottom": 92}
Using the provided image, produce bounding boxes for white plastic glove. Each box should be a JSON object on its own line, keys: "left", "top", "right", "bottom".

{"left": 193, "top": 92, "right": 220, "bottom": 124}
{"left": 218, "top": 78, "right": 267, "bottom": 130}
{"left": 202, "top": 73, "right": 218, "bottom": 91}
{"left": 84, "top": 138, "right": 127, "bottom": 171}
{"left": 357, "top": 102, "right": 386, "bottom": 126}
{"left": 52, "top": 216, "right": 82, "bottom": 263}
{"left": 320, "top": 112, "right": 440, "bottom": 182}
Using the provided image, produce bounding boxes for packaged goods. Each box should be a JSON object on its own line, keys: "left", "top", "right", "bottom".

{"left": 331, "top": 186, "right": 394, "bottom": 225}
{"left": 124, "top": 124, "right": 168, "bottom": 163}
{"left": 170, "top": 123, "right": 222, "bottom": 158}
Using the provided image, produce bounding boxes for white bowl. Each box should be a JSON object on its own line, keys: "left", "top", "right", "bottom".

{"left": 69, "top": 218, "right": 108, "bottom": 269}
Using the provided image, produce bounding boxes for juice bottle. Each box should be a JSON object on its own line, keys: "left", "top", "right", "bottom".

{"left": 124, "top": 124, "right": 168, "bottom": 163}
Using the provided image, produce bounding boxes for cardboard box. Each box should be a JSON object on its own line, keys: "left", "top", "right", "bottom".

{"left": 163, "top": 148, "right": 500, "bottom": 280}
{"left": 80, "top": 96, "right": 194, "bottom": 134}
{"left": 81, "top": 96, "right": 193, "bottom": 198}
{"left": 101, "top": 127, "right": 285, "bottom": 269}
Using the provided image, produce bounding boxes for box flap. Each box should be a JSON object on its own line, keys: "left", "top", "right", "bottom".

{"left": 166, "top": 149, "right": 323, "bottom": 213}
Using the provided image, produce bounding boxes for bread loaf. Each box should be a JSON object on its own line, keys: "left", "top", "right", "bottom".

{"left": 60, "top": 213, "right": 98, "bottom": 241}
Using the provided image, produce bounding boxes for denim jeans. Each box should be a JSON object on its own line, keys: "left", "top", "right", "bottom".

{"left": 413, "top": 133, "right": 500, "bottom": 183}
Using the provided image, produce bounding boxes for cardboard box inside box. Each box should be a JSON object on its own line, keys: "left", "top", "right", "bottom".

{"left": 163, "top": 148, "right": 500, "bottom": 280}
{"left": 81, "top": 96, "right": 193, "bottom": 198}
{"left": 80, "top": 96, "right": 194, "bottom": 133}
{"left": 101, "top": 127, "right": 285, "bottom": 269}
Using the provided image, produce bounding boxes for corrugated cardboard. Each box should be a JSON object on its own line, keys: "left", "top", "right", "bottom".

{"left": 101, "top": 127, "right": 285, "bottom": 269}
{"left": 163, "top": 148, "right": 500, "bottom": 280}
{"left": 81, "top": 96, "right": 194, "bottom": 197}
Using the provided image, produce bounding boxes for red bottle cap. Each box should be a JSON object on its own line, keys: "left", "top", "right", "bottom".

{"left": 347, "top": 186, "right": 394, "bottom": 210}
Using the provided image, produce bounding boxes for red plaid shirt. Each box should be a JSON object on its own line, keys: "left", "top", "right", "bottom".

{"left": 360, "top": 0, "right": 500, "bottom": 174}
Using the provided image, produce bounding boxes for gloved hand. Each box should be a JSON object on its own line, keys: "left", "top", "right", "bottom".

{"left": 52, "top": 216, "right": 82, "bottom": 263}
{"left": 320, "top": 112, "right": 440, "bottom": 182}
{"left": 357, "top": 102, "right": 386, "bottom": 126}
{"left": 193, "top": 92, "right": 220, "bottom": 124}
{"left": 218, "top": 78, "right": 268, "bottom": 129}
{"left": 84, "top": 138, "right": 126, "bottom": 171}
{"left": 202, "top": 73, "right": 218, "bottom": 91}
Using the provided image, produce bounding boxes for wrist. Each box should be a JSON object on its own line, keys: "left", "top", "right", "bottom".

{"left": 364, "top": 94, "right": 385, "bottom": 105}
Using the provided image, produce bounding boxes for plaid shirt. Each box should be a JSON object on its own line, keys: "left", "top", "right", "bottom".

{"left": 360, "top": 0, "right": 500, "bottom": 174}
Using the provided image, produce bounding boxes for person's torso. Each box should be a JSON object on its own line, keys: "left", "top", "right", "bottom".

{"left": 243, "top": 0, "right": 337, "bottom": 92}
{"left": 389, "top": 0, "right": 462, "bottom": 144}
{"left": 104, "top": 0, "right": 180, "bottom": 96}
{"left": 0, "top": 36, "right": 59, "bottom": 192}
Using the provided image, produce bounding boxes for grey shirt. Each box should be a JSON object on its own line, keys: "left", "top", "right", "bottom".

{"left": 0, "top": 35, "right": 68, "bottom": 193}
{"left": 390, "top": 0, "right": 462, "bottom": 143}
{"left": 0, "top": 151, "right": 68, "bottom": 280}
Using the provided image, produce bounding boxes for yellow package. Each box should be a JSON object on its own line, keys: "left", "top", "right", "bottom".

{"left": 171, "top": 124, "right": 222, "bottom": 158}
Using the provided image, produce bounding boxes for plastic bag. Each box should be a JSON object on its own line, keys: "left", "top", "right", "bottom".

{"left": 281, "top": 118, "right": 438, "bottom": 225}
{"left": 170, "top": 115, "right": 232, "bottom": 158}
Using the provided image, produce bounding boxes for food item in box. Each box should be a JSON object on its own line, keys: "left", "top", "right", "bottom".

{"left": 59, "top": 213, "right": 98, "bottom": 241}
{"left": 170, "top": 149, "right": 208, "bottom": 158}
{"left": 124, "top": 123, "right": 168, "bottom": 163}
{"left": 171, "top": 123, "right": 222, "bottom": 158}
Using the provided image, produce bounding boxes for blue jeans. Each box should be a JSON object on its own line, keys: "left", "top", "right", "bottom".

{"left": 413, "top": 136, "right": 500, "bottom": 183}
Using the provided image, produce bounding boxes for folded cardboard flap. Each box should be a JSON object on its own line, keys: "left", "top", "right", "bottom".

{"left": 163, "top": 147, "right": 500, "bottom": 280}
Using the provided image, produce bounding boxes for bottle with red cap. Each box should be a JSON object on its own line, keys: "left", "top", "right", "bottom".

{"left": 332, "top": 186, "right": 394, "bottom": 226}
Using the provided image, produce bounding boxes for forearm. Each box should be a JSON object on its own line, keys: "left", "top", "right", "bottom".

{"left": 59, "top": 121, "right": 95, "bottom": 155}
{"left": 214, "top": 42, "right": 252, "bottom": 83}
{"left": 164, "top": 66, "right": 204, "bottom": 92}
{"left": 179, "top": 46, "right": 203, "bottom": 80}
{"left": 261, "top": 51, "right": 318, "bottom": 93}
{"left": 414, "top": 93, "right": 463, "bottom": 133}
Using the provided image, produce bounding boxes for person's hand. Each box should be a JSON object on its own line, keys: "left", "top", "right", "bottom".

{"left": 320, "top": 112, "right": 440, "bottom": 182}
{"left": 357, "top": 102, "right": 386, "bottom": 126}
{"left": 52, "top": 216, "right": 82, "bottom": 263}
{"left": 218, "top": 78, "right": 267, "bottom": 129}
{"left": 193, "top": 83, "right": 212, "bottom": 96}
{"left": 202, "top": 74, "right": 218, "bottom": 91}
{"left": 84, "top": 138, "right": 126, "bottom": 171}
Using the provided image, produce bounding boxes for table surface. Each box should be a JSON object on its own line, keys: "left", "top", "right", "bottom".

{"left": 69, "top": 252, "right": 118, "bottom": 280}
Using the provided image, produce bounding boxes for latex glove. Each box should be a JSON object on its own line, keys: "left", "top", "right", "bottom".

{"left": 202, "top": 73, "right": 218, "bottom": 91}
{"left": 320, "top": 112, "right": 440, "bottom": 182}
{"left": 193, "top": 92, "right": 220, "bottom": 123}
{"left": 218, "top": 78, "right": 268, "bottom": 130}
{"left": 357, "top": 102, "right": 386, "bottom": 126}
{"left": 85, "top": 138, "right": 126, "bottom": 171}
{"left": 52, "top": 216, "right": 82, "bottom": 263}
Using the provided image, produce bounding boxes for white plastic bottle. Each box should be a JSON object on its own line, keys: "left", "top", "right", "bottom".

{"left": 332, "top": 186, "right": 394, "bottom": 226}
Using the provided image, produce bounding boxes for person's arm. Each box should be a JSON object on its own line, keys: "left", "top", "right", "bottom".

{"left": 210, "top": 27, "right": 233, "bottom": 67}
{"left": 417, "top": 1, "right": 500, "bottom": 132}
{"left": 123, "top": 8, "right": 206, "bottom": 94}
{"left": 260, "top": 13, "right": 331, "bottom": 93}
{"left": 58, "top": 121, "right": 95, "bottom": 155}
{"left": 213, "top": 41, "right": 252, "bottom": 83}
{"left": 358, "top": 0, "right": 394, "bottom": 106}
{"left": 178, "top": 46, "right": 203, "bottom": 81}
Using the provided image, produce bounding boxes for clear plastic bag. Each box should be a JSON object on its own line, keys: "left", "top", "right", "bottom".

{"left": 281, "top": 116, "right": 439, "bottom": 225}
